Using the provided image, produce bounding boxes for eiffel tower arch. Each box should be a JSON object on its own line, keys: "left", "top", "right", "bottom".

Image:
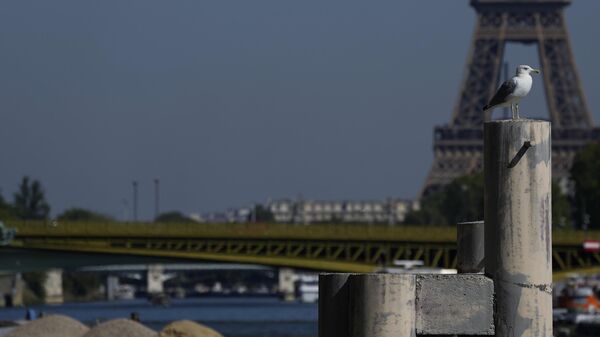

{"left": 421, "top": 0, "right": 600, "bottom": 196}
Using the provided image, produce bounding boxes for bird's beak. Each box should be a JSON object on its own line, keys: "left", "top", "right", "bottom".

{"left": 532, "top": 69, "right": 541, "bottom": 74}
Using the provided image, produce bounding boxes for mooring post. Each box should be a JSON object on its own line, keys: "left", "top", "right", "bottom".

{"left": 457, "top": 221, "right": 485, "bottom": 274}
{"left": 349, "top": 274, "right": 416, "bottom": 337}
{"left": 318, "top": 274, "right": 350, "bottom": 337}
{"left": 484, "top": 120, "right": 552, "bottom": 337}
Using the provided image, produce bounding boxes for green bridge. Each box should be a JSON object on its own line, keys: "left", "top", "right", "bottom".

{"left": 5, "top": 221, "right": 600, "bottom": 280}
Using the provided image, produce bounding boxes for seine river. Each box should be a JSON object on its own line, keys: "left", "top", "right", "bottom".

{"left": 0, "top": 297, "right": 317, "bottom": 337}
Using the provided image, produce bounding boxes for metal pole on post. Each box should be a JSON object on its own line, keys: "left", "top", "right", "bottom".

{"left": 484, "top": 120, "right": 552, "bottom": 337}
{"left": 457, "top": 221, "right": 485, "bottom": 274}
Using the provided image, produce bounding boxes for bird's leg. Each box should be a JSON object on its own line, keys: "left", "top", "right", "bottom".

{"left": 511, "top": 104, "right": 516, "bottom": 120}
{"left": 516, "top": 103, "right": 520, "bottom": 119}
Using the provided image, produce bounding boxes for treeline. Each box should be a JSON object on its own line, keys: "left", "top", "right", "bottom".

{"left": 1, "top": 176, "right": 50, "bottom": 220}
{"left": 0, "top": 176, "right": 114, "bottom": 222}
{"left": 3, "top": 142, "right": 599, "bottom": 229}
{"left": 405, "top": 141, "right": 600, "bottom": 229}
{"left": 0, "top": 176, "right": 182, "bottom": 223}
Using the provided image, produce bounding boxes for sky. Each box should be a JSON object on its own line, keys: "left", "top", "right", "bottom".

{"left": 1, "top": 1, "right": 599, "bottom": 221}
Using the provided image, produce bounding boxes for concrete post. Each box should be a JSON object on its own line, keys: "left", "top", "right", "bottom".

{"left": 457, "top": 221, "right": 485, "bottom": 274}
{"left": 484, "top": 120, "right": 552, "bottom": 337}
{"left": 349, "top": 274, "right": 416, "bottom": 337}
{"left": 319, "top": 274, "right": 350, "bottom": 337}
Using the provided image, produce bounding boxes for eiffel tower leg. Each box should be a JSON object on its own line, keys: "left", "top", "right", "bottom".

{"left": 451, "top": 37, "right": 505, "bottom": 126}
{"left": 535, "top": 13, "right": 592, "bottom": 128}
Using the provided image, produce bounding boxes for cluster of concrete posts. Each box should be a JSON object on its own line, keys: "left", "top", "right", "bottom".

{"left": 319, "top": 120, "right": 553, "bottom": 337}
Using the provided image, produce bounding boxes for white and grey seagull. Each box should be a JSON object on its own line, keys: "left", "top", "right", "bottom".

{"left": 483, "top": 65, "right": 540, "bottom": 119}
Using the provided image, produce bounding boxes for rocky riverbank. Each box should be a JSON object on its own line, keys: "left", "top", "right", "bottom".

{"left": 1, "top": 315, "right": 224, "bottom": 337}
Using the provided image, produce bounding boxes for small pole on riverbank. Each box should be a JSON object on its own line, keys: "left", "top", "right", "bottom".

{"left": 318, "top": 274, "right": 350, "bottom": 337}
{"left": 484, "top": 120, "right": 552, "bottom": 337}
{"left": 457, "top": 221, "right": 485, "bottom": 274}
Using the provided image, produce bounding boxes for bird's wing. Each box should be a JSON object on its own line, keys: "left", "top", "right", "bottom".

{"left": 487, "top": 78, "right": 517, "bottom": 108}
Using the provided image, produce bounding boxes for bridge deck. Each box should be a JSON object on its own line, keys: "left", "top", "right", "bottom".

{"left": 6, "top": 221, "right": 600, "bottom": 279}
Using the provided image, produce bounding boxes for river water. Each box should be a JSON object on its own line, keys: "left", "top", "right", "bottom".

{"left": 0, "top": 297, "right": 317, "bottom": 337}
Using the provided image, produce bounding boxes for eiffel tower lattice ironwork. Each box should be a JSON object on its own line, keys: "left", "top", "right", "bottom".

{"left": 421, "top": 0, "right": 600, "bottom": 196}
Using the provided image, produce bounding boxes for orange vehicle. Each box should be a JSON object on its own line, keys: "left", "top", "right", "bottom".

{"left": 558, "top": 287, "right": 600, "bottom": 313}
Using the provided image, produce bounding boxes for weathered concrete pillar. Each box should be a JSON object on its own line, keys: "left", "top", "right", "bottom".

{"left": 484, "top": 120, "right": 552, "bottom": 337}
{"left": 44, "top": 269, "right": 63, "bottom": 304}
{"left": 278, "top": 268, "right": 296, "bottom": 301}
{"left": 457, "top": 221, "right": 485, "bottom": 274}
{"left": 319, "top": 273, "right": 350, "bottom": 337}
{"left": 349, "top": 274, "right": 416, "bottom": 337}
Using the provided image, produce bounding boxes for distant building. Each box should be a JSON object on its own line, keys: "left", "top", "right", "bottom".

{"left": 198, "top": 207, "right": 251, "bottom": 224}
{"left": 198, "top": 198, "right": 418, "bottom": 225}
{"left": 268, "top": 198, "right": 418, "bottom": 225}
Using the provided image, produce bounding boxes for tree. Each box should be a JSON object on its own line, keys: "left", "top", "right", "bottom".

{"left": 0, "top": 191, "right": 16, "bottom": 219}
{"left": 57, "top": 208, "right": 114, "bottom": 222}
{"left": 403, "top": 192, "right": 448, "bottom": 226}
{"left": 155, "top": 211, "right": 194, "bottom": 223}
{"left": 22, "top": 272, "right": 47, "bottom": 302}
{"left": 248, "top": 204, "right": 274, "bottom": 223}
{"left": 571, "top": 142, "right": 600, "bottom": 229}
{"left": 405, "top": 173, "right": 571, "bottom": 227}
{"left": 552, "top": 180, "right": 572, "bottom": 229}
{"left": 13, "top": 176, "right": 50, "bottom": 220}
{"left": 439, "top": 173, "right": 484, "bottom": 225}
{"left": 405, "top": 173, "right": 484, "bottom": 226}
{"left": 63, "top": 272, "right": 103, "bottom": 300}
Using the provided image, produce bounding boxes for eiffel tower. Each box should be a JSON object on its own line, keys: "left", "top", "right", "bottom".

{"left": 422, "top": 0, "right": 600, "bottom": 196}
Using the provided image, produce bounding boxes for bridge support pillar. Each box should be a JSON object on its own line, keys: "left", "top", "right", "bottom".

{"left": 0, "top": 273, "right": 23, "bottom": 307}
{"left": 106, "top": 274, "right": 119, "bottom": 301}
{"left": 484, "top": 120, "right": 552, "bottom": 337}
{"left": 147, "top": 264, "right": 165, "bottom": 294}
{"left": 278, "top": 268, "right": 295, "bottom": 301}
{"left": 43, "top": 269, "right": 63, "bottom": 304}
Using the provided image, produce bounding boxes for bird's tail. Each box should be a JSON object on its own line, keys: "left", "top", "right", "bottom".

{"left": 482, "top": 105, "right": 492, "bottom": 112}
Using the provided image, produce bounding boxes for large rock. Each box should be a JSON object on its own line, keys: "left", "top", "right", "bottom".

{"left": 159, "top": 320, "right": 224, "bottom": 337}
{"left": 83, "top": 319, "right": 155, "bottom": 337}
{"left": 6, "top": 314, "right": 89, "bottom": 337}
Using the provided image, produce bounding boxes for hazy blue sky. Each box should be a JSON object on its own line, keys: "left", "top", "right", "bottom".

{"left": 1, "top": 1, "right": 599, "bottom": 220}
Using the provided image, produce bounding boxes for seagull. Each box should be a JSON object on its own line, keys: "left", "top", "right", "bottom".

{"left": 483, "top": 65, "right": 540, "bottom": 119}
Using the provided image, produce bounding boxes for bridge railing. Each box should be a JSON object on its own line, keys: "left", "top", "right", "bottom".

{"left": 5, "top": 220, "right": 599, "bottom": 245}
{"left": 7, "top": 221, "right": 457, "bottom": 242}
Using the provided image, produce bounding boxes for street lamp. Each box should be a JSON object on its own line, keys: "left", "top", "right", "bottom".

{"left": 132, "top": 180, "right": 138, "bottom": 222}
{"left": 154, "top": 178, "right": 160, "bottom": 220}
